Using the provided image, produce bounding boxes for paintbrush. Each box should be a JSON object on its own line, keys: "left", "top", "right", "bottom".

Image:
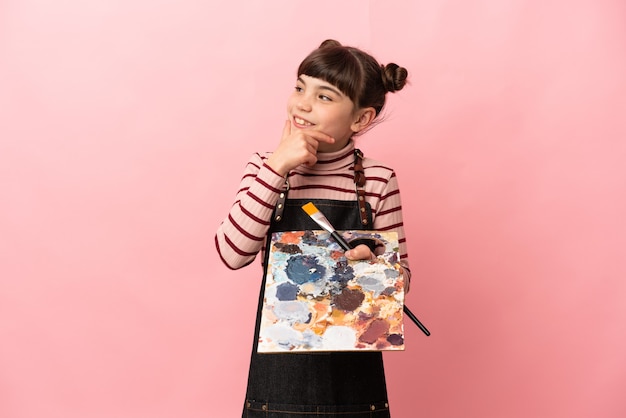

{"left": 301, "top": 202, "right": 352, "bottom": 251}
{"left": 301, "top": 201, "right": 431, "bottom": 336}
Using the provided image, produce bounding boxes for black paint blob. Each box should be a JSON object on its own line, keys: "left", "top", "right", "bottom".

{"left": 387, "top": 334, "right": 404, "bottom": 346}
{"left": 274, "top": 243, "right": 303, "bottom": 254}
{"left": 332, "top": 260, "right": 354, "bottom": 284}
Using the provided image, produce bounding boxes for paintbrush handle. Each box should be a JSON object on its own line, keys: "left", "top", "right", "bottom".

{"left": 331, "top": 231, "right": 352, "bottom": 251}
{"left": 403, "top": 305, "right": 431, "bottom": 336}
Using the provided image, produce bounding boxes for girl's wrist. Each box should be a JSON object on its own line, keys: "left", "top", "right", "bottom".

{"left": 263, "top": 160, "right": 285, "bottom": 178}
{"left": 266, "top": 155, "right": 289, "bottom": 177}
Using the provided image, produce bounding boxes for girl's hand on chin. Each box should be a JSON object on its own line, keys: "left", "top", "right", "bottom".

{"left": 266, "top": 120, "right": 335, "bottom": 176}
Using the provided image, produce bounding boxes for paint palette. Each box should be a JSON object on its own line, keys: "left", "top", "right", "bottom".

{"left": 258, "top": 230, "right": 405, "bottom": 353}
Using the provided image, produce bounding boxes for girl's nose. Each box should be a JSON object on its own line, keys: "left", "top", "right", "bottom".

{"left": 297, "top": 95, "right": 312, "bottom": 112}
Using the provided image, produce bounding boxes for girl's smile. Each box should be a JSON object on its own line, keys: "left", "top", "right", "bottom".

{"left": 293, "top": 116, "right": 314, "bottom": 127}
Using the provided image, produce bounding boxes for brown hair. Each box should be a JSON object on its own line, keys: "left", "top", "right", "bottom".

{"left": 297, "top": 39, "right": 408, "bottom": 117}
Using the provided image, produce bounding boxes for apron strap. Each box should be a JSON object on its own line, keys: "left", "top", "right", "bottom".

{"left": 354, "top": 148, "right": 369, "bottom": 226}
{"left": 273, "top": 176, "right": 289, "bottom": 222}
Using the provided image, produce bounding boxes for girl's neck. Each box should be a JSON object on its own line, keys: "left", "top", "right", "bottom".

{"left": 315, "top": 139, "right": 354, "bottom": 161}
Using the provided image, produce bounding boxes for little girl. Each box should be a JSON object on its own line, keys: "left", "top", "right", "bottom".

{"left": 216, "top": 39, "right": 410, "bottom": 418}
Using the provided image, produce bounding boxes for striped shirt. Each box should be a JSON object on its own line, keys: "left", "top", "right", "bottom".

{"left": 215, "top": 140, "right": 411, "bottom": 280}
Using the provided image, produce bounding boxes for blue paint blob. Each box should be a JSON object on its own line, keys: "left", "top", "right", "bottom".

{"left": 357, "top": 275, "right": 386, "bottom": 296}
{"left": 286, "top": 254, "right": 326, "bottom": 285}
{"left": 384, "top": 268, "right": 400, "bottom": 279}
{"left": 276, "top": 282, "right": 299, "bottom": 301}
{"left": 272, "top": 301, "right": 312, "bottom": 324}
{"left": 331, "top": 260, "right": 354, "bottom": 284}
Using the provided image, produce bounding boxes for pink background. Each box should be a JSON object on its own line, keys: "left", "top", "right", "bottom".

{"left": 1, "top": 1, "right": 625, "bottom": 417}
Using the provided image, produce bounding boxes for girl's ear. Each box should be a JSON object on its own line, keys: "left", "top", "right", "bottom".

{"left": 351, "top": 107, "right": 376, "bottom": 133}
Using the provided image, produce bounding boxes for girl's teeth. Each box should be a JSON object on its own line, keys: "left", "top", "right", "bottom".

{"left": 295, "top": 117, "right": 312, "bottom": 126}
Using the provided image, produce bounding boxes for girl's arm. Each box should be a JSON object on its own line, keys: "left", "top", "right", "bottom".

{"left": 215, "top": 153, "right": 286, "bottom": 270}
{"left": 373, "top": 170, "right": 412, "bottom": 290}
{"left": 216, "top": 120, "right": 334, "bottom": 269}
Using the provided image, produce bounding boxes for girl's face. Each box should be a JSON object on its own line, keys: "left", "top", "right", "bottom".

{"left": 287, "top": 75, "right": 365, "bottom": 153}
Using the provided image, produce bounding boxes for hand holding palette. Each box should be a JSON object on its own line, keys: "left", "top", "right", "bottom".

{"left": 257, "top": 230, "right": 405, "bottom": 353}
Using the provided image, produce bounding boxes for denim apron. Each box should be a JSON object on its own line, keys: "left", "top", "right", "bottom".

{"left": 242, "top": 196, "right": 391, "bottom": 418}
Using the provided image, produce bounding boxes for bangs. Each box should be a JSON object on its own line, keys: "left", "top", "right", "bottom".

{"left": 297, "top": 47, "right": 363, "bottom": 105}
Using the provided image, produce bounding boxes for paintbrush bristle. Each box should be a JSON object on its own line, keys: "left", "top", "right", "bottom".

{"left": 301, "top": 202, "right": 319, "bottom": 216}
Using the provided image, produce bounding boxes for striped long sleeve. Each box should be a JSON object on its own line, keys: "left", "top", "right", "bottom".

{"left": 215, "top": 141, "right": 411, "bottom": 281}
{"left": 215, "top": 154, "right": 285, "bottom": 269}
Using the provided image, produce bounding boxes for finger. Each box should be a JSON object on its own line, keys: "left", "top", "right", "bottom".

{"left": 305, "top": 130, "right": 335, "bottom": 145}
{"left": 345, "top": 244, "right": 375, "bottom": 261}
{"left": 281, "top": 119, "right": 292, "bottom": 141}
{"left": 305, "top": 136, "right": 320, "bottom": 152}
{"left": 304, "top": 154, "right": 318, "bottom": 166}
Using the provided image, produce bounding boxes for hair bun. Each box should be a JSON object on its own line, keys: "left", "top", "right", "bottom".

{"left": 319, "top": 39, "right": 342, "bottom": 48}
{"left": 381, "top": 63, "right": 408, "bottom": 93}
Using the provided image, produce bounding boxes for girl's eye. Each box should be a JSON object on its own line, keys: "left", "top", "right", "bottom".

{"left": 295, "top": 86, "right": 304, "bottom": 92}
{"left": 319, "top": 95, "right": 332, "bottom": 101}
